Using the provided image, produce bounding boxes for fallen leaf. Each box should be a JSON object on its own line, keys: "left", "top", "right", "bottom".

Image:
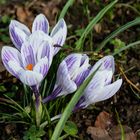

{"left": 94, "top": 23, "right": 102, "bottom": 33}
{"left": 109, "top": 125, "right": 136, "bottom": 140}
{"left": 95, "top": 111, "right": 113, "bottom": 130}
{"left": 87, "top": 126, "right": 112, "bottom": 140}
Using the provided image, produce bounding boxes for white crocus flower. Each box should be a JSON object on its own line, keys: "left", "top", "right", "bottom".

{"left": 2, "top": 31, "right": 54, "bottom": 86}
{"left": 9, "top": 14, "right": 67, "bottom": 55}
{"left": 42, "top": 53, "right": 90, "bottom": 103}
{"left": 74, "top": 56, "right": 122, "bottom": 110}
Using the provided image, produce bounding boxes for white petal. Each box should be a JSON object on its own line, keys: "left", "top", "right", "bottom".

{"left": 21, "top": 42, "right": 36, "bottom": 68}
{"left": 1, "top": 46, "right": 22, "bottom": 77}
{"left": 56, "top": 61, "right": 77, "bottom": 95}
{"left": 33, "top": 57, "right": 49, "bottom": 77}
{"left": 9, "top": 27, "right": 28, "bottom": 50}
{"left": 50, "top": 19, "right": 67, "bottom": 55}
{"left": 64, "top": 53, "right": 82, "bottom": 80}
{"left": 9, "top": 20, "right": 30, "bottom": 50}
{"left": 8, "top": 60, "right": 24, "bottom": 78}
{"left": 84, "top": 79, "right": 122, "bottom": 107}
{"left": 90, "top": 55, "right": 115, "bottom": 75}
{"left": 29, "top": 31, "right": 53, "bottom": 51}
{"left": 97, "top": 79, "right": 122, "bottom": 101}
{"left": 37, "top": 40, "right": 54, "bottom": 66}
{"left": 19, "top": 70, "right": 43, "bottom": 86}
{"left": 32, "top": 14, "right": 49, "bottom": 34}
{"left": 9, "top": 20, "right": 30, "bottom": 35}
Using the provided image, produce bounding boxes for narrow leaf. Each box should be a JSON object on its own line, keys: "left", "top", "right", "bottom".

{"left": 58, "top": 0, "right": 75, "bottom": 20}
{"left": 113, "top": 40, "right": 140, "bottom": 55}
{"left": 75, "top": 0, "right": 118, "bottom": 51}
{"left": 99, "top": 17, "right": 140, "bottom": 51}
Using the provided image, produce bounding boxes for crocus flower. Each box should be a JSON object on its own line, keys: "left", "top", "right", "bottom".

{"left": 42, "top": 53, "right": 90, "bottom": 103}
{"left": 74, "top": 56, "right": 122, "bottom": 110}
{"left": 9, "top": 14, "right": 67, "bottom": 54}
{"left": 1, "top": 31, "right": 54, "bottom": 86}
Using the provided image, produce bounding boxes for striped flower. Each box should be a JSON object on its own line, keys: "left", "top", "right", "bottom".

{"left": 42, "top": 53, "right": 90, "bottom": 103}
{"left": 74, "top": 56, "right": 122, "bottom": 110}
{"left": 1, "top": 31, "right": 54, "bottom": 86}
{"left": 9, "top": 14, "right": 67, "bottom": 55}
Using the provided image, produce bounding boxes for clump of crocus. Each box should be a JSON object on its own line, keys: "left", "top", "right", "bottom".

{"left": 43, "top": 55, "right": 122, "bottom": 111}
{"left": 9, "top": 14, "right": 67, "bottom": 55}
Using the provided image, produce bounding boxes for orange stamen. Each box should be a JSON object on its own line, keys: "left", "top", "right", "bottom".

{"left": 26, "top": 64, "right": 33, "bottom": 71}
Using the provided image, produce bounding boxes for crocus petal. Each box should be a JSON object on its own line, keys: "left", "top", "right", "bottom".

{"left": 19, "top": 70, "right": 43, "bottom": 86}
{"left": 64, "top": 53, "right": 82, "bottom": 80}
{"left": 74, "top": 68, "right": 90, "bottom": 86}
{"left": 50, "top": 19, "right": 67, "bottom": 55}
{"left": 1, "top": 46, "right": 22, "bottom": 77}
{"left": 29, "top": 31, "right": 53, "bottom": 52}
{"left": 78, "top": 54, "right": 90, "bottom": 75}
{"left": 9, "top": 20, "right": 30, "bottom": 50}
{"left": 21, "top": 42, "right": 36, "bottom": 68}
{"left": 97, "top": 79, "right": 122, "bottom": 102}
{"left": 8, "top": 60, "right": 24, "bottom": 78}
{"left": 37, "top": 40, "right": 54, "bottom": 66}
{"left": 83, "top": 79, "right": 122, "bottom": 108}
{"left": 33, "top": 57, "right": 49, "bottom": 77}
{"left": 32, "top": 14, "right": 49, "bottom": 34}
{"left": 56, "top": 61, "right": 77, "bottom": 96}
{"left": 89, "top": 55, "right": 115, "bottom": 75}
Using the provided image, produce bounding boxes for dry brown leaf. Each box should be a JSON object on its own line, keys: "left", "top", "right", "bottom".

{"left": 16, "top": 5, "right": 28, "bottom": 23}
{"left": 87, "top": 126, "right": 112, "bottom": 140}
{"left": 95, "top": 111, "right": 113, "bottom": 130}
{"left": 109, "top": 125, "right": 136, "bottom": 140}
{"left": 94, "top": 23, "right": 102, "bottom": 33}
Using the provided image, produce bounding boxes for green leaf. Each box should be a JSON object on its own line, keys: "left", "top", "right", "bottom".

{"left": 64, "top": 121, "right": 78, "bottom": 136}
{"left": 113, "top": 40, "right": 140, "bottom": 56}
{"left": 0, "top": 85, "right": 6, "bottom": 92}
{"left": 51, "top": 66, "right": 99, "bottom": 140}
{"left": 75, "top": 0, "right": 118, "bottom": 51}
{"left": 98, "top": 17, "right": 140, "bottom": 51}
{"left": 58, "top": 0, "right": 75, "bottom": 20}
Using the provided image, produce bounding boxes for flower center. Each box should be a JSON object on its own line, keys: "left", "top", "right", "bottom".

{"left": 26, "top": 64, "right": 33, "bottom": 71}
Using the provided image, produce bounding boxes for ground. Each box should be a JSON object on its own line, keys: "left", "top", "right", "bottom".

{"left": 0, "top": 0, "right": 140, "bottom": 139}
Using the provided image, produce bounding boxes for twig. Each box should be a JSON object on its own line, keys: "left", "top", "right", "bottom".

{"left": 119, "top": 67, "right": 140, "bottom": 92}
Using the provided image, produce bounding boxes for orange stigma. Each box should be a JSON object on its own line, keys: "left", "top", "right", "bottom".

{"left": 26, "top": 64, "right": 33, "bottom": 71}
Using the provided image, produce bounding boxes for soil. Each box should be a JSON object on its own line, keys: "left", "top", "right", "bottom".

{"left": 0, "top": 0, "right": 140, "bottom": 139}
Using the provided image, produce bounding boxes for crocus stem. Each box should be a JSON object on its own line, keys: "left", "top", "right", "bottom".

{"left": 32, "top": 86, "right": 42, "bottom": 127}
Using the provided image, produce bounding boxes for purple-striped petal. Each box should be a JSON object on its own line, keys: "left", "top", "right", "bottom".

{"left": 74, "top": 68, "right": 90, "bottom": 86}
{"left": 1, "top": 46, "right": 23, "bottom": 77}
{"left": 42, "top": 85, "right": 63, "bottom": 103}
{"left": 19, "top": 70, "right": 43, "bottom": 86}
{"left": 64, "top": 53, "right": 82, "bottom": 80}
{"left": 96, "top": 79, "right": 122, "bottom": 102}
{"left": 90, "top": 55, "right": 115, "bottom": 75}
{"left": 9, "top": 20, "right": 30, "bottom": 50}
{"left": 21, "top": 42, "right": 36, "bottom": 68}
{"left": 33, "top": 57, "right": 49, "bottom": 77}
{"left": 29, "top": 31, "right": 53, "bottom": 52}
{"left": 50, "top": 19, "right": 67, "bottom": 55}
{"left": 37, "top": 40, "right": 54, "bottom": 66}
{"left": 32, "top": 14, "right": 49, "bottom": 34}
{"left": 56, "top": 61, "right": 77, "bottom": 96}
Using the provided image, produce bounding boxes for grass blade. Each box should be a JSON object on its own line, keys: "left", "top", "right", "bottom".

{"left": 99, "top": 17, "right": 140, "bottom": 51}
{"left": 75, "top": 0, "right": 118, "bottom": 51}
{"left": 51, "top": 68, "right": 99, "bottom": 140}
{"left": 113, "top": 40, "right": 140, "bottom": 55}
{"left": 58, "top": 0, "right": 75, "bottom": 20}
